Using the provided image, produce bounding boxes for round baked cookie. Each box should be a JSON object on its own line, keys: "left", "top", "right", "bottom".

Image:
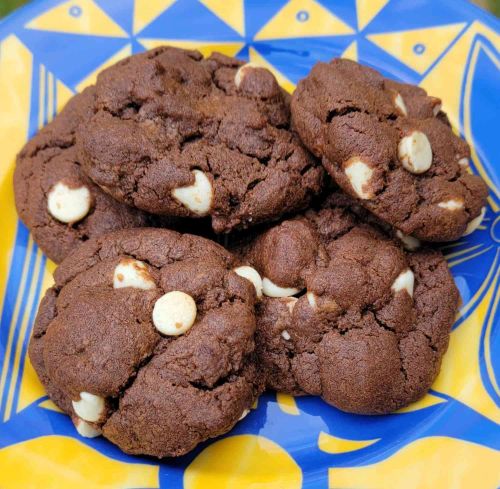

{"left": 14, "top": 87, "right": 152, "bottom": 263}
{"left": 29, "top": 228, "right": 263, "bottom": 457}
{"left": 238, "top": 195, "right": 459, "bottom": 414}
{"left": 291, "top": 58, "right": 488, "bottom": 242}
{"left": 77, "top": 47, "right": 324, "bottom": 233}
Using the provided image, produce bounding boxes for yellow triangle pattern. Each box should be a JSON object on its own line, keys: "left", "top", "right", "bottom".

{"left": 255, "top": 0, "right": 354, "bottom": 40}
{"left": 199, "top": 0, "right": 245, "bottom": 36}
{"left": 0, "top": 436, "right": 160, "bottom": 489}
{"left": 138, "top": 39, "right": 244, "bottom": 59}
{"left": 420, "top": 21, "right": 500, "bottom": 209}
{"left": 463, "top": 40, "right": 500, "bottom": 206}
{"left": 329, "top": 437, "right": 500, "bottom": 489}
{"left": 249, "top": 47, "right": 295, "bottom": 94}
{"left": 38, "top": 399, "right": 64, "bottom": 413}
{"left": 133, "top": 0, "right": 176, "bottom": 34}
{"left": 396, "top": 393, "right": 446, "bottom": 413}
{"left": 341, "top": 40, "right": 358, "bottom": 61}
{"left": 318, "top": 432, "right": 379, "bottom": 454}
{"left": 185, "top": 435, "right": 302, "bottom": 489}
{"left": 0, "top": 35, "right": 32, "bottom": 327}
{"left": 76, "top": 44, "right": 132, "bottom": 92}
{"left": 17, "top": 356, "right": 47, "bottom": 414}
{"left": 420, "top": 21, "right": 500, "bottom": 127}
{"left": 276, "top": 392, "right": 300, "bottom": 415}
{"left": 356, "top": 0, "right": 389, "bottom": 31}
{"left": 432, "top": 250, "right": 500, "bottom": 424}
{"left": 37, "top": 65, "right": 60, "bottom": 129}
{"left": 17, "top": 260, "right": 56, "bottom": 414}
{"left": 367, "top": 23, "right": 466, "bottom": 74}
{"left": 56, "top": 79, "right": 74, "bottom": 111}
{"left": 26, "top": 0, "right": 127, "bottom": 38}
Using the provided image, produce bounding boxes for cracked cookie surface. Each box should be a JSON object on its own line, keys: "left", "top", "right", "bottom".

{"left": 14, "top": 88, "right": 152, "bottom": 263}
{"left": 77, "top": 47, "right": 324, "bottom": 233}
{"left": 291, "top": 58, "right": 488, "bottom": 242}
{"left": 238, "top": 194, "right": 459, "bottom": 414}
{"left": 29, "top": 228, "right": 263, "bottom": 457}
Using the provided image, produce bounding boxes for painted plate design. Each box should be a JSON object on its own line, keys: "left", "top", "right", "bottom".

{"left": 0, "top": 1, "right": 499, "bottom": 487}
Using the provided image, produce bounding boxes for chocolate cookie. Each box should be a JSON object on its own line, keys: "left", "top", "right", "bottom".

{"left": 77, "top": 47, "right": 324, "bottom": 233}
{"left": 291, "top": 58, "right": 488, "bottom": 242}
{"left": 14, "top": 87, "right": 152, "bottom": 263}
{"left": 237, "top": 195, "right": 459, "bottom": 414}
{"left": 29, "top": 228, "right": 263, "bottom": 457}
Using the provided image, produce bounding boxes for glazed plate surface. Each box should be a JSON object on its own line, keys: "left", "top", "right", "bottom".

{"left": 0, "top": 0, "right": 499, "bottom": 487}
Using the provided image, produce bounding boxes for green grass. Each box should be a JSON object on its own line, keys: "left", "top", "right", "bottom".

{"left": 0, "top": 0, "right": 29, "bottom": 18}
{"left": 491, "top": 0, "right": 500, "bottom": 17}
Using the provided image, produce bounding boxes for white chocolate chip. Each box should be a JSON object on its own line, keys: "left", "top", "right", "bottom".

{"left": 394, "top": 92, "right": 408, "bottom": 116}
{"left": 262, "top": 277, "right": 301, "bottom": 298}
{"left": 463, "top": 207, "right": 486, "bottom": 236}
{"left": 391, "top": 269, "right": 414, "bottom": 297}
{"left": 395, "top": 230, "right": 421, "bottom": 251}
{"left": 113, "top": 259, "right": 156, "bottom": 290}
{"left": 47, "top": 181, "right": 91, "bottom": 224}
{"left": 398, "top": 131, "right": 432, "bottom": 174}
{"left": 281, "top": 330, "right": 291, "bottom": 341}
{"left": 172, "top": 170, "right": 213, "bottom": 216}
{"left": 234, "top": 62, "right": 261, "bottom": 88}
{"left": 74, "top": 418, "right": 101, "bottom": 438}
{"left": 432, "top": 103, "right": 442, "bottom": 116}
{"left": 72, "top": 392, "right": 105, "bottom": 422}
{"left": 282, "top": 297, "right": 298, "bottom": 314}
{"left": 234, "top": 266, "right": 263, "bottom": 299}
{"left": 438, "top": 199, "right": 464, "bottom": 211}
{"left": 306, "top": 292, "right": 338, "bottom": 313}
{"left": 306, "top": 292, "right": 317, "bottom": 309}
{"left": 238, "top": 408, "right": 250, "bottom": 421}
{"left": 152, "top": 291, "right": 197, "bottom": 336}
{"left": 345, "top": 159, "right": 374, "bottom": 200}
{"left": 458, "top": 157, "right": 469, "bottom": 168}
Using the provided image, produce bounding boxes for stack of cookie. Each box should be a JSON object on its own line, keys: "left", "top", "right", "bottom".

{"left": 16, "top": 47, "right": 488, "bottom": 458}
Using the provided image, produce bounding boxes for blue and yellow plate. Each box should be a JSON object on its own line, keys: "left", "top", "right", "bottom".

{"left": 0, "top": 1, "right": 499, "bottom": 487}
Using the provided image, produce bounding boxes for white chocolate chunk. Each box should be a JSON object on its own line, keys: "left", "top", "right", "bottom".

{"left": 458, "top": 157, "right": 469, "bottom": 168}
{"left": 47, "top": 181, "right": 91, "bottom": 223}
{"left": 282, "top": 297, "right": 298, "bottom": 314}
{"left": 391, "top": 269, "right": 414, "bottom": 297}
{"left": 234, "top": 266, "right": 263, "bottom": 298}
{"left": 113, "top": 259, "right": 156, "bottom": 290}
{"left": 306, "top": 292, "right": 338, "bottom": 313}
{"left": 74, "top": 418, "right": 101, "bottom": 438}
{"left": 152, "top": 291, "right": 197, "bottom": 336}
{"left": 234, "top": 62, "right": 261, "bottom": 88}
{"left": 394, "top": 92, "right": 408, "bottom": 116}
{"left": 463, "top": 207, "right": 486, "bottom": 236}
{"left": 438, "top": 199, "right": 464, "bottom": 211}
{"left": 262, "top": 277, "right": 301, "bottom": 298}
{"left": 281, "top": 330, "right": 291, "bottom": 341}
{"left": 395, "top": 230, "right": 421, "bottom": 251}
{"left": 345, "top": 159, "right": 374, "bottom": 199}
{"left": 398, "top": 131, "right": 432, "bottom": 174}
{"left": 172, "top": 170, "right": 213, "bottom": 215}
{"left": 306, "top": 292, "right": 317, "bottom": 309}
{"left": 72, "top": 392, "right": 105, "bottom": 422}
{"left": 238, "top": 408, "right": 250, "bottom": 421}
{"left": 432, "top": 103, "right": 442, "bottom": 116}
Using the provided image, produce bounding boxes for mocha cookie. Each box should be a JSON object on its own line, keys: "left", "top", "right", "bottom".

{"left": 14, "top": 87, "right": 152, "bottom": 263}
{"left": 29, "top": 228, "right": 263, "bottom": 457}
{"left": 77, "top": 47, "right": 323, "bottom": 233}
{"left": 291, "top": 58, "right": 488, "bottom": 242}
{"left": 237, "top": 195, "right": 459, "bottom": 414}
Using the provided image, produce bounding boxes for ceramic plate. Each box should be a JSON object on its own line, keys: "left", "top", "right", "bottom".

{"left": 0, "top": 1, "right": 499, "bottom": 487}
